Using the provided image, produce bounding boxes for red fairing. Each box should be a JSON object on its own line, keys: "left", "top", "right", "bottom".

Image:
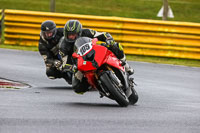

{"left": 77, "top": 57, "right": 96, "bottom": 71}
{"left": 77, "top": 44, "right": 125, "bottom": 72}
{"left": 93, "top": 45, "right": 108, "bottom": 66}
{"left": 84, "top": 72, "right": 98, "bottom": 89}
{"left": 77, "top": 45, "right": 108, "bottom": 72}
{"left": 103, "top": 50, "right": 125, "bottom": 72}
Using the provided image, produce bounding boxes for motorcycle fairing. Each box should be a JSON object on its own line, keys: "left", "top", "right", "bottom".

{"left": 103, "top": 50, "right": 125, "bottom": 72}
{"left": 77, "top": 44, "right": 125, "bottom": 72}
{"left": 77, "top": 45, "right": 108, "bottom": 72}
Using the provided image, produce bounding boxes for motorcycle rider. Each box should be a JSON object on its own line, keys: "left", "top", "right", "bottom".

{"left": 59, "top": 20, "right": 134, "bottom": 94}
{"left": 38, "top": 20, "right": 72, "bottom": 84}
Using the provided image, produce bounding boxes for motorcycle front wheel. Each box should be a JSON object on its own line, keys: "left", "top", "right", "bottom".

{"left": 100, "top": 71, "right": 129, "bottom": 107}
{"left": 128, "top": 87, "right": 138, "bottom": 105}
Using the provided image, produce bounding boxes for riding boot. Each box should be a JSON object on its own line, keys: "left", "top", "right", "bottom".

{"left": 72, "top": 71, "right": 90, "bottom": 94}
{"left": 62, "top": 71, "right": 73, "bottom": 85}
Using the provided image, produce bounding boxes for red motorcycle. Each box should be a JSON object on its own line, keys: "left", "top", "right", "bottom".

{"left": 72, "top": 37, "right": 138, "bottom": 107}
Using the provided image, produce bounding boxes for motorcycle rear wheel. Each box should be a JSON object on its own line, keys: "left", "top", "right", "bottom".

{"left": 100, "top": 71, "right": 129, "bottom": 107}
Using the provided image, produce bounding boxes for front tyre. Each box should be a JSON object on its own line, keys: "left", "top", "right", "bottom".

{"left": 100, "top": 71, "right": 129, "bottom": 107}
{"left": 128, "top": 87, "right": 138, "bottom": 105}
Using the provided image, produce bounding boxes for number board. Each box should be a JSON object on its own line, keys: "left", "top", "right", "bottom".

{"left": 77, "top": 42, "right": 93, "bottom": 56}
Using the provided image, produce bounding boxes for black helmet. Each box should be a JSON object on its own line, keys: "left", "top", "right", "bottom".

{"left": 64, "top": 20, "right": 82, "bottom": 42}
{"left": 41, "top": 20, "right": 57, "bottom": 40}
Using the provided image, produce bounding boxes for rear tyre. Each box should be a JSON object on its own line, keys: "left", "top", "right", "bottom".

{"left": 100, "top": 71, "right": 129, "bottom": 107}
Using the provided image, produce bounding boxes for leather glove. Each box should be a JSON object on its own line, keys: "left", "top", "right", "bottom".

{"left": 106, "top": 39, "right": 115, "bottom": 46}
{"left": 62, "top": 64, "right": 73, "bottom": 72}
{"left": 73, "top": 65, "right": 78, "bottom": 73}
{"left": 54, "top": 60, "right": 62, "bottom": 68}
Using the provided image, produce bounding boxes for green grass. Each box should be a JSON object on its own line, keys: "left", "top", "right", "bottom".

{"left": 0, "top": 0, "right": 200, "bottom": 23}
{"left": 0, "top": 44, "right": 38, "bottom": 51}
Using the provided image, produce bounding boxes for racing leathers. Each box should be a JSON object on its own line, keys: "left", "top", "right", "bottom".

{"left": 38, "top": 28, "right": 72, "bottom": 84}
{"left": 59, "top": 29, "right": 133, "bottom": 94}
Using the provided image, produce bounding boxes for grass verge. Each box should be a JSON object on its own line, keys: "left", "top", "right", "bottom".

{"left": 0, "top": 0, "right": 200, "bottom": 23}
{"left": 0, "top": 44, "right": 38, "bottom": 51}
{"left": 0, "top": 44, "right": 199, "bottom": 67}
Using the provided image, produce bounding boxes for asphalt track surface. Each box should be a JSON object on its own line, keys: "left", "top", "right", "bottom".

{"left": 0, "top": 48, "right": 200, "bottom": 133}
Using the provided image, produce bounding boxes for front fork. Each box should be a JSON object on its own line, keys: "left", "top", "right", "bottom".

{"left": 95, "top": 66, "right": 127, "bottom": 98}
{"left": 107, "top": 65, "right": 136, "bottom": 98}
{"left": 95, "top": 69, "right": 111, "bottom": 98}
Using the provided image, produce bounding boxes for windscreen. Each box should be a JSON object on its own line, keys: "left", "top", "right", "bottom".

{"left": 74, "top": 37, "right": 93, "bottom": 56}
